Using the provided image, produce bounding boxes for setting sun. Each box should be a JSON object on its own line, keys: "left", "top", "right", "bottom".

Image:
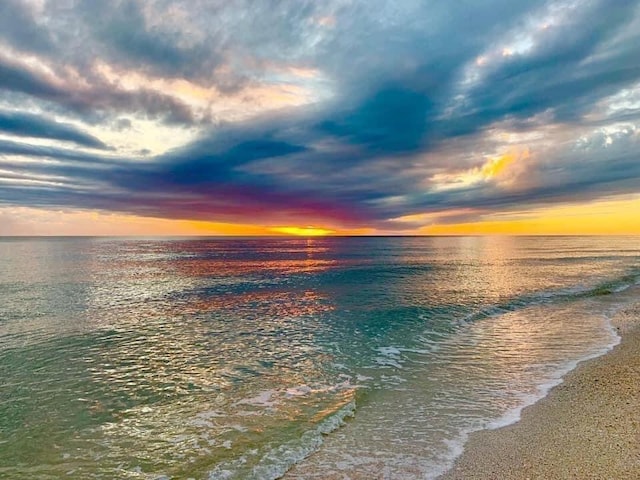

{"left": 270, "top": 226, "right": 335, "bottom": 236}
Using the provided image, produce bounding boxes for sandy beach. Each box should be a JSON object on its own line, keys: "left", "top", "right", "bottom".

{"left": 441, "top": 301, "right": 640, "bottom": 480}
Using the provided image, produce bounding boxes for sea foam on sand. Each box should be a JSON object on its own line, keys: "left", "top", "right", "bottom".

{"left": 440, "top": 297, "right": 640, "bottom": 480}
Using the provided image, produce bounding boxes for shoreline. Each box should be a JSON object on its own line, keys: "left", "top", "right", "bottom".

{"left": 439, "top": 299, "right": 640, "bottom": 479}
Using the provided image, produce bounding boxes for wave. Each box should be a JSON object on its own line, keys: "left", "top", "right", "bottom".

{"left": 434, "top": 313, "right": 625, "bottom": 479}
{"left": 458, "top": 267, "right": 640, "bottom": 327}
{"left": 206, "top": 399, "right": 356, "bottom": 480}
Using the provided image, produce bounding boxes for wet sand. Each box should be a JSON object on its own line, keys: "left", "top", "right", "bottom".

{"left": 440, "top": 302, "right": 640, "bottom": 479}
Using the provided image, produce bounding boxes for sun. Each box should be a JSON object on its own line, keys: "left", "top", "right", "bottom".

{"left": 270, "top": 226, "right": 335, "bottom": 236}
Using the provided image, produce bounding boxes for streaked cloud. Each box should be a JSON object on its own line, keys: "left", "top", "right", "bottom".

{"left": 1, "top": 0, "right": 640, "bottom": 234}
{"left": 0, "top": 110, "right": 107, "bottom": 149}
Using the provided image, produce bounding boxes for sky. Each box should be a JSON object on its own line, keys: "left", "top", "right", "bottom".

{"left": 0, "top": 0, "right": 639, "bottom": 236}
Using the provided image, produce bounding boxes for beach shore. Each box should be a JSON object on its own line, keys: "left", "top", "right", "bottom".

{"left": 440, "top": 301, "right": 640, "bottom": 479}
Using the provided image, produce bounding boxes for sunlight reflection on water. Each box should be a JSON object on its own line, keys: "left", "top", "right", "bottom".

{"left": 0, "top": 236, "right": 638, "bottom": 478}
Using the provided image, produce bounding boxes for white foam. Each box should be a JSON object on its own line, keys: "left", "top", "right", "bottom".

{"left": 197, "top": 410, "right": 224, "bottom": 419}
{"left": 190, "top": 418, "right": 214, "bottom": 428}
{"left": 377, "top": 346, "right": 401, "bottom": 356}
{"left": 374, "top": 357, "right": 403, "bottom": 368}
{"left": 439, "top": 306, "right": 623, "bottom": 477}
{"left": 236, "top": 390, "right": 277, "bottom": 408}
{"left": 207, "top": 400, "right": 356, "bottom": 480}
{"left": 285, "top": 385, "right": 312, "bottom": 397}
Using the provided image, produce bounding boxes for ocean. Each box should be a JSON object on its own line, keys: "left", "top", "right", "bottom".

{"left": 1, "top": 236, "right": 639, "bottom": 479}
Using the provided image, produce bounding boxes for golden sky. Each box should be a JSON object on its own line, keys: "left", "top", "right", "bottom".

{"left": 1, "top": 1, "right": 640, "bottom": 236}
{"left": 2, "top": 194, "right": 638, "bottom": 236}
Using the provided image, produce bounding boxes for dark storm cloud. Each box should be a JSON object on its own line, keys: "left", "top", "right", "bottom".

{"left": 0, "top": 61, "right": 62, "bottom": 99}
{"left": 0, "top": 139, "right": 120, "bottom": 164}
{"left": 317, "top": 87, "right": 435, "bottom": 154}
{"left": 0, "top": 111, "right": 107, "bottom": 149}
{"left": 1, "top": 0, "right": 640, "bottom": 228}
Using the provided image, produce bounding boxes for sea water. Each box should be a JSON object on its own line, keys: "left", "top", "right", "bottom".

{"left": 0, "top": 236, "right": 638, "bottom": 479}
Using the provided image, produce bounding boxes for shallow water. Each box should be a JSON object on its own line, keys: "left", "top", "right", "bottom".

{"left": 0, "top": 236, "right": 638, "bottom": 479}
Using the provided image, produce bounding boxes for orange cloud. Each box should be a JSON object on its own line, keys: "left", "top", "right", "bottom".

{"left": 430, "top": 147, "right": 529, "bottom": 191}
{"left": 480, "top": 148, "right": 528, "bottom": 178}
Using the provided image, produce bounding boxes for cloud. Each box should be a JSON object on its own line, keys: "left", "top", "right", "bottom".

{"left": 0, "top": 60, "right": 62, "bottom": 99}
{"left": 1, "top": 0, "right": 640, "bottom": 231}
{"left": 0, "top": 0, "right": 54, "bottom": 54}
{"left": 0, "top": 139, "right": 118, "bottom": 164}
{"left": 0, "top": 57, "right": 196, "bottom": 124}
{"left": 0, "top": 110, "right": 107, "bottom": 149}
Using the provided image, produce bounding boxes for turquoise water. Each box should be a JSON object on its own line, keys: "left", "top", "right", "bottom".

{"left": 0, "top": 236, "right": 639, "bottom": 479}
